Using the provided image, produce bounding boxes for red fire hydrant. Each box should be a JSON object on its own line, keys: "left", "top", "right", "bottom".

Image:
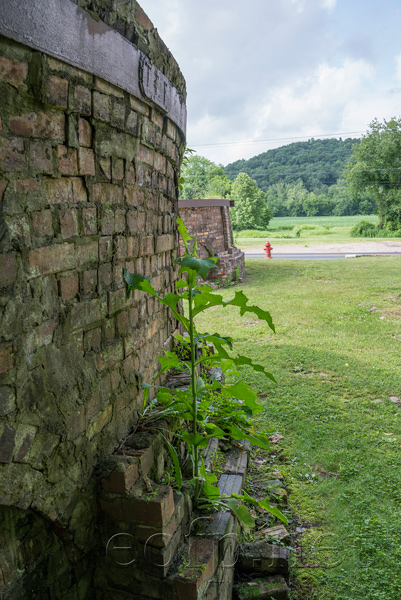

{"left": 264, "top": 240, "right": 273, "bottom": 259}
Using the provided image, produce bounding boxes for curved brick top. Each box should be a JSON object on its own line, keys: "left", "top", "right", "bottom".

{"left": 0, "top": 0, "right": 187, "bottom": 135}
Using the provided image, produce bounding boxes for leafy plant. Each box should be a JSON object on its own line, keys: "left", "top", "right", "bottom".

{"left": 124, "top": 218, "right": 287, "bottom": 530}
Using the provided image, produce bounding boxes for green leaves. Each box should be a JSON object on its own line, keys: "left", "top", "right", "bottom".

{"left": 178, "top": 256, "right": 218, "bottom": 280}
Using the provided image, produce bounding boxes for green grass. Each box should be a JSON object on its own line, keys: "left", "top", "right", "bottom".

{"left": 196, "top": 257, "right": 401, "bottom": 600}
{"left": 233, "top": 215, "right": 401, "bottom": 247}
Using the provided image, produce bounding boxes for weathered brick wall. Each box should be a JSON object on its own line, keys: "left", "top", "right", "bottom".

{"left": 0, "top": 1, "right": 185, "bottom": 597}
{"left": 178, "top": 200, "right": 245, "bottom": 281}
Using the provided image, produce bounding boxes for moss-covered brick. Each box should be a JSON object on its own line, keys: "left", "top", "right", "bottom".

{"left": 0, "top": 386, "right": 16, "bottom": 416}
{"left": 94, "top": 123, "right": 137, "bottom": 161}
{"left": 71, "top": 85, "right": 92, "bottom": 115}
{"left": 29, "top": 242, "right": 75, "bottom": 276}
{"left": 59, "top": 273, "right": 79, "bottom": 300}
{"left": 60, "top": 208, "right": 79, "bottom": 239}
{"left": 111, "top": 100, "right": 125, "bottom": 129}
{"left": 82, "top": 207, "right": 97, "bottom": 235}
{"left": 31, "top": 209, "right": 53, "bottom": 237}
{"left": 0, "top": 137, "right": 26, "bottom": 171}
{"left": 70, "top": 297, "right": 107, "bottom": 330}
{"left": 92, "top": 182, "right": 122, "bottom": 205}
{"left": 108, "top": 288, "right": 130, "bottom": 315}
{"left": 0, "top": 424, "right": 16, "bottom": 462}
{"left": 0, "top": 253, "right": 17, "bottom": 286}
{"left": 75, "top": 237, "right": 98, "bottom": 268}
{"left": 45, "top": 176, "right": 86, "bottom": 204}
{"left": 29, "top": 141, "right": 53, "bottom": 174}
{"left": 78, "top": 147, "right": 95, "bottom": 176}
{"left": 45, "top": 75, "right": 69, "bottom": 109}
{"left": 78, "top": 118, "right": 92, "bottom": 147}
{"left": 56, "top": 145, "right": 78, "bottom": 175}
{"left": 87, "top": 403, "right": 112, "bottom": 439}
{"left": 112, "top": 158, "right": 124, "bottom": 182}
{"left": 9, "top": 112, "right": 65, "bottom": 140}
{"left": 92, "top": 91, "right": 110, "bottom": 122}
{"left": 0, "top": 56, "right": 28, "bottom": 88}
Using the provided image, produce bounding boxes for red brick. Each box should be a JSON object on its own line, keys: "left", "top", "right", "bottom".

{"left": 154, "top": 152, "right": 166, "bottom": 174}
{"left": 99, "top": 236, "right": 112, "bottom": 261}
{"left": 60, "top": 208, "right": 79, "bottom": 238}
{"left": 93, "top": 91, "right": 110, "bottom": 121}
{"left": 100, "top": 207, "right": 114, "bottom": 235}
{"left": 29, "top": 243, "right": 75, "bottom": 276}
{"left": 30, "top": 141, "right": 53, "bottom": 174}
{"left": 82, "top": 207, "right": 97, "bottom": 235}
{"left": 0, "top": 254, "right": 17, "bottom": 286}
{"left": 0, "top": 56, "right": 28, "bottom": 88}
{"left": 116, "top": 310, "right": 129, "bottom": 335}
{"left": 59, "top": 274, "right": 78, "bottom": 300}
{"left": 0, "top": 343, "right": 13, "bottom": 374}
{"left": 122, "top": 485, "right": 174, "bottom": 525}
{"left": 127, "top": 237, "right": 139, "bottom": 258}
{"left": 78, "top": 118, "right": 92, "bottom": 147}
{"left": 114, "top": 236, "right": 127, "bottom": 259}
{"left": 0, "top": 138, "right": 26, "bottom": 171}
{"left": 45, "top": 176, "right": 87, "bottom": 204}
{"left": 156, "top": 234, "right": 175, "bottom": 253}
{"left": 78, "top": 147, "right": 95, "bottom": 176}
{"left": 9, "top": 112, "right": 64, "bottom": 140}
{"left": 45, "top": 76, "right": 69, "bottom": 109}
{"left": 101, "top": 463, "right": 139, "bottom": 494}
{"left": 32, "top": 210, "right": 53, "bottom": 237}
{"left": 75, "top": 238, "right": 98, "bottom": 268}
{"left": 72, "top": 85, "right": 91, "bottom": 115}
{"left": 56, "top": 145, "right": 78, "bottom": 175}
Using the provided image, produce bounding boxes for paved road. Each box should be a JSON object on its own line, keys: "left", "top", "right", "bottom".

{"left": 242, "top": 241, "right": 401, "bottom": 260}
{"left": 245, "top": 251, "right": 401, "bottom": 260}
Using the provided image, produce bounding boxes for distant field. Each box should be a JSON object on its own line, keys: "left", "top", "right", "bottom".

{"left": 233, "top": 214, "right": 401, "bottom": 247}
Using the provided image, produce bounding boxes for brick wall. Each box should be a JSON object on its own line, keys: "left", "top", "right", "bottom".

{"left": 0, "top": 2, "right": 185, "bottom": 597}
{"left": 178, "top": 200, "right": 245, "bottom": 281}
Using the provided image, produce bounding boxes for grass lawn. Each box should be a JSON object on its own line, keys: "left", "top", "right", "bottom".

{"left": 234, "top": 215, "right": 401, "bottom": 248}
{"left": 197, "top": 257, "right": 401, "bottom": 600}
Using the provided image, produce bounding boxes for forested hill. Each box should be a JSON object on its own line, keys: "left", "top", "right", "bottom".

{"left": 224, "top": 137, "right": 360, "bottom": 193}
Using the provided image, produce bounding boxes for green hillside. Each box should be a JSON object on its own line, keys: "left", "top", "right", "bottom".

{"left": 224, "top": 137, "right": 360, "bottom": 193}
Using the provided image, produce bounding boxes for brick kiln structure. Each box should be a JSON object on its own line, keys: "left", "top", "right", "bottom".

{"left": 0, "top": 2, "right": 240, "bottom": 599}
{"left": 178, "top": 198, "right": 245, "bottom": 281}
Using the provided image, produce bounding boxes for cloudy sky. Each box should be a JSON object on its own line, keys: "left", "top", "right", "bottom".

{"left": 139, "top": 0, "right": 401, "bottom": 166}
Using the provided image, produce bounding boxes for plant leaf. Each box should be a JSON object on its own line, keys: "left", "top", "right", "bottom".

{"left": 178, "top": 256, "right": 218, "bottom": 280}
{"left": 225, "top": 380, "right": 261, "bottom": 412}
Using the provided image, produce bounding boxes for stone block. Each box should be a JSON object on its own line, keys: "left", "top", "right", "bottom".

{"left": 67, "top": 410, "right": 86, "bottom": 440}
{"left": 112, "top": 158, "right": 125, "bottom": 182}
{"left": 31, "top": 209, "right": 53, "bottom": 237}
{"left": 235, "top": 576, "right": 289, "bottom": 600}
{"left": 92, "top": 183, "right": 122, "bottom": 205}
{"left": 174, "top": 539, "right": 218, "bottom": 600}
{"left": 29, "top": 243, "right": 75, "bottom": 276}
{"left": 0, "top": 386, "right": 16, "bottom": 416}
{"left": 93, "top": 91, "right": 110, "bottom": 122}
{"left": 111, "top": 101, "right": 126, "bottom": 129}
{"left": 9, "top": 112, "right": 64, "bottom": 140}
{"left": 255, "top": 525, "right": 291, "bottom": 546}
{"left": 0, "top": 253, "right": 17, "bottom": 286}
{"left": 155, "top": 234, "right": 175, "bottom": 254}
{"left": 94, "top": 77, "right": 124, "bottom": 98}
{"left": 75, "top": 238, "right": 98, "bottom": 268}
{"left": 60, "top": 208, "right": 79, "bottom": 239}
{"left": 30, "top": 141, "right": 53, "bottom": 174}
{"left": 0, "top": 56, "right": 28, "bottom": 88}
{"left": 0, "top": 424, "right": 16, "bottom": 462}
{"left": 70, "top": 295, "right": 106, "bottom": 329}
{"left": 82, "top": 207, "right": 97, "bottom": 236}
{"left": 45, "top": 177, "right": 86, "bottom": 204}
{"left": 82, "top": 269, "right": 97, "bottom": 294}
{"left": 45, "top": 76, "right": 69, "bottom": 109}
{"left": 130, "top": 95, "right": 149, "bottom": 116}
{"left": 78, "top": 147, "right": 95, "bottom": 175}
{"left": 96, "top": 341, "right": 124, "bottom": 371}
{"left": 0, "top": 342, "right": 13, "bottom": 374}
{"left": 88, "top": 403, "right": 113, "bottom": 440}
{"left": 71, "top": 85, "right": 92, "bottom": 115}
{"left": 237, "top": 543, "right": 290, "bottom": 575}
{"left": 59, "top": 274, "right": 79, "bottom": 300}
{"left": 101, "top": 461, "right": 139, "bottom": 494}
{"left": 56, "top": 145, "right": 78, "bottom": 175}
{"left": 140, "top": 235, "right": 154, "bottom": 256}
{"left": 78, "top": 118, "right": 92, "bottom": 147}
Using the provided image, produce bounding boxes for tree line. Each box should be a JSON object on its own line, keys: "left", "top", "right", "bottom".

{"left": 180, "top": 119, "right": 401, "bottom": 232}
